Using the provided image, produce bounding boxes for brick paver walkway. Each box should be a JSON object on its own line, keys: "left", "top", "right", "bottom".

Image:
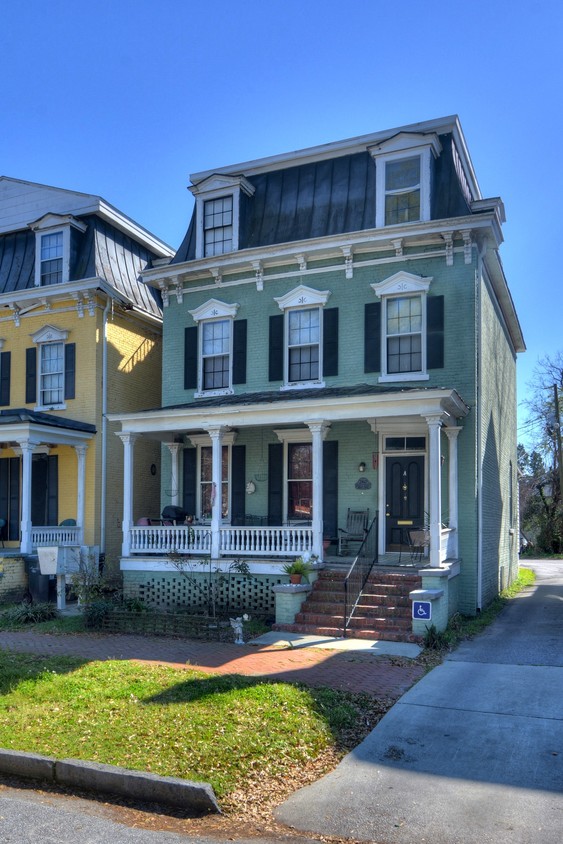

{"left": 0, "top": 630, "right": 425, "bottom": 699}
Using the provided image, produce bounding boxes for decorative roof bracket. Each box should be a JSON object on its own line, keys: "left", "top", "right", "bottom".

{"left": 442, "top": 231, "right": 454, "bottom": 266}
{"left": 252, "top": 260, "right": 264, "bottom": 292}
{"left": 461, "top": 229, "right": 473, "bottom": 264}
{"left": 341, "top": 246, "right": 353, "bottom": 279}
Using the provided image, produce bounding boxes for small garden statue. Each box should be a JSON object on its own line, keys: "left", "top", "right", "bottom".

{"left": 230, "top": 613, "right": 249, "bottom": 645}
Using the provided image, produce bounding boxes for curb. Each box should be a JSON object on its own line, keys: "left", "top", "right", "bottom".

{"left": 0, "top": 748, "right": 220, "bottom": 814}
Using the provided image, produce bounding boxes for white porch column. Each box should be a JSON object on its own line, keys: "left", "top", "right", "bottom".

{"left": 18, "top": 439, "right": 38, "bottom": 554}
{"left": 425, "top": 415, "right": 443, "bottom": 568}
{"left": 444, "top": 426, "right": 462, "bottom": 558}
{"left": 207, "top": 426, "right": 226, "bottom": 559}
{"left": 166, "top": 443, "right": 182, "bottom": 507}
{"left": 306, "top": 421, "right": 330, "bottom": 559}
{"left": 117, "top": 432, "right": 139, "bottom": 557}
{"left": 74, "top": 444, "right": 88, "bottom": 545}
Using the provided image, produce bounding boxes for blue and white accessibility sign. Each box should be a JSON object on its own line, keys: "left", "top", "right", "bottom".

{"left": 412, "top": 600, "right": 432, "bottom": 621}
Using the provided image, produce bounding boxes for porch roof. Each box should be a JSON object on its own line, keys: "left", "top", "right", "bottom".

{"left": 0, "top": 408, "right": 95, "bottom": 446}
{"left": 109, "top": 383, "right": 469, "bottom": 438}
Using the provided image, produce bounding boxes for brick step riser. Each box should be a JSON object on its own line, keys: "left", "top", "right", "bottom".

{"left": 320, "top": 575, "right": 422, "bottom": 588}
{"left": 296, "top": 612, "right": 412, "bottom": 629}
{"left": 273, "top": 623, "right": 421, "bottom": 643}
{"left": 303, "top": 597, "right": 412, "bottom": 612}
{"left": 299, "top": 605, "right": 412, "bottom": 620}
{"left": 312, "top": 585, "right": 417, "bottom": 600}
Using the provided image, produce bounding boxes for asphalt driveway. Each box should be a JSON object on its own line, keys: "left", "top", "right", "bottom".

{"left": 276, "top": 560, "right": 563, "bottom": 844}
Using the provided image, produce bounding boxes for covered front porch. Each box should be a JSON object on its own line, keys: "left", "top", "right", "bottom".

{"left": 0, "top": 409, "right": 94, "bottom": 553}
{"left": 111, "top": 385, "right": 469, "bottom": 573}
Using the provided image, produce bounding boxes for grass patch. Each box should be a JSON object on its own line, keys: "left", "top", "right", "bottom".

{"left": 0, "top": 650, "right": 382, "bottom": 801}
{"left": 423, "top": 566, "right": 536, "bottom": 651}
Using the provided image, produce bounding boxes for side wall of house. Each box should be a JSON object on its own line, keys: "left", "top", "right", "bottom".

{"left": 478, "top": 265, "right": 519, "bottom": 608}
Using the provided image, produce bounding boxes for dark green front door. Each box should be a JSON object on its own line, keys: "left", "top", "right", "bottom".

{"left": 385, "top": 455, "right": 424, "bottom": 550}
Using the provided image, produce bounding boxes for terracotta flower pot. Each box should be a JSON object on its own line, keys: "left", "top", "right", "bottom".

{"left": 289, "top": 573, "right": 303, "bottom": 585}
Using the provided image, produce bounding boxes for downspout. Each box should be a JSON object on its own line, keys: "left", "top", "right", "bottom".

{"left": 476, "top": 240, "right": 487, "bottom": 611}
{"left": 100, "top": 296, "right": 111, "bottom": 556}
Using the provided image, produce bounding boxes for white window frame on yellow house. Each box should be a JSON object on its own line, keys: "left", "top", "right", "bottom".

{"left": 30, "top": 214, "right": 87, "bottom": 287}
{"left": 30, "top": 324, "right": 71, "bottom": 411}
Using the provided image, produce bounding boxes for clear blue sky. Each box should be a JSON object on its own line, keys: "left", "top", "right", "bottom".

{"left": 2, "top": 0, "right": 561, "bottom": 445}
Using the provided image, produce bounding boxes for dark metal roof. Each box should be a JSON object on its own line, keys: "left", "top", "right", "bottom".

{"left": 173, "top": 133, "right": 471, "bottom": 264}
{"left": 0, "top": 408, "right": 96, "bottom": 433}
{"left": 0, "top": 215, "right": 162, "bottom": 317}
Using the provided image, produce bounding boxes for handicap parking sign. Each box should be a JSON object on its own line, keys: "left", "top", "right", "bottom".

{"left": 412, "top": 600, "right": 432, "bottom": 621}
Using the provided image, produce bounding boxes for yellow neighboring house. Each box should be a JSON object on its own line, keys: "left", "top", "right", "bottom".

{"left": 0, "top": 177, "right": 173, "bottom": 589}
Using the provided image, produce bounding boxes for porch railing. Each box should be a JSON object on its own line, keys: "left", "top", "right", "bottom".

{"left": 440, "top": 527, "right": 456, "bottom": 561}
{"left": 127, "top": 523, "right": 313, "bottom": 557}
{"left": 343, "top": 515, "right": 378, "bottom": 637}
{"left": 32, "top": 526, "right": 80, "bottom": 547}
{"left": 220, "top": 525, "right": 313, "bottom": 556}
{"left": 129, "top": 524, "right": 211, "bottom": 555}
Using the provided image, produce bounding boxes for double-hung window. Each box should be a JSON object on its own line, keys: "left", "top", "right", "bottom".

{"left": 371, "top": 271, "right": 432, "bottom": 383}
{"left": 39, "top": 341, "right": 64, "bottom": 405}
{"left": 273, "top": 284, "right": 331, "bottom": 389}
{"left": 288, "top": 307, "right": 320, "bottom": 383}
{"left": 384, "top": 157, "right": 421, "bottom": 226}
{"left": 202, "top": 319, "right": 231, "bottom": 390}
{"left": 40, "top": 232, "right": 64, "bottom": 285}
{"left": 203, "top": 196, "right": 233, "bottom": 257}
{"left": 386, "top": 295, "right": 422, "bottom": 374}
{"left": 370, "top": 133, "right": 441, "bottom": 229}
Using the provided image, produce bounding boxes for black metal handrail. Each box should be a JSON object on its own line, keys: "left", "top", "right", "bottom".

{"left": 343, "top": 514, "right": 378, "bottom": 636}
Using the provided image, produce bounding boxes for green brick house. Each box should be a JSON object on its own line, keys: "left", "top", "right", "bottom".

{"left": 111, "top": 115, "right": 524, "bottom": 633}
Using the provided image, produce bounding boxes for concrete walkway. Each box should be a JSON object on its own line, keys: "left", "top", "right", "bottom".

{"left": 276, "top": 560, "right": 563, "bottom": 844}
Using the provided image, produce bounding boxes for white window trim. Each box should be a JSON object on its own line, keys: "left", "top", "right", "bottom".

{"left": 274, "top": 285, "right": 330, "bottom": 390}
{"left": 30, "top": 214, "right": 87, "bottom": 287}
{"left": 190, "top": 175, "right": 255, "bottom": 259}
{"left": 30, "top": 324, "right": 70, "bottom": 411}
{"left": 369, "top": 133, "right": 441, "bottom": 229}
{"left": 188, "top": 299, "right": 239, "bottom": 398}
{"left": 371, "top": 271, "right": 432, "bottom": 383}
{"left": 187, "top": 433, "right": 237, "bottom": 523}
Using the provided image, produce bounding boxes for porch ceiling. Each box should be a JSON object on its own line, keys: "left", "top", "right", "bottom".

{"left": 108, "top": 384, "right": 469, "bottom": 440}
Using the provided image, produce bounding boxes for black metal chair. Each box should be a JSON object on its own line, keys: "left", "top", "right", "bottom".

{"left": 161, "top": 505, "right": 188, "bottom": 524}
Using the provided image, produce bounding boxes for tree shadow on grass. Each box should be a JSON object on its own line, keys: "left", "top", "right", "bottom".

{"left": 0, "top": 650, "right": 86, "bottom": 696}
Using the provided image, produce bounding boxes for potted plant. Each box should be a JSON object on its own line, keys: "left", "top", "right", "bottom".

{"left": 283, "top": 557, "right": 312, "bottom": 584}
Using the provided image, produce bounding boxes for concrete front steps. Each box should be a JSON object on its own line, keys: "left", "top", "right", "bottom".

{"left": 274, "top": 569, "right": 423, "bottom": 643}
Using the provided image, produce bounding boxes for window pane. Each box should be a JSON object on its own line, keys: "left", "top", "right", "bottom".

{"left": 387, "top": 296, "right": 422, "bottom": 335}
{"left": 202, "top": 320, "right": 230, "bottom": 390}
{"left": 388, "top": 334, "right": 422, "bottom": 373}
{"left": 385, "top": 157, "right": 420, "bottom": 191}
{"left": 204, "top": 196, "right": 233, "bottom": 256}
{"left": 287, "top": 308, "right": 320, "bottom": 382}
{"left": 385, "top": 190, "right": 420, "bottom": 225}
{"left": 39, "top": 342, "right": 64, "bottom": 404}
{"left": 289, "top": 443, "right": 312, "bottom": 479}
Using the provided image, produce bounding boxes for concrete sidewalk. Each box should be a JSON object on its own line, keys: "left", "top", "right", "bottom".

{"left": 276, "top": 560, "right": 563, "bottom": 844}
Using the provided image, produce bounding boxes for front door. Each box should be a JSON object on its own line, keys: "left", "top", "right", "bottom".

{"left": 385, "top": 455, "right": 424, "bottom": 550}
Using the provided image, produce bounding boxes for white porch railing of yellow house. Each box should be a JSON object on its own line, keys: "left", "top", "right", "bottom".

{"left": 128, "top": 524, "right": 313, "bottom": 557}
{"left": 31, "top": 526, "right": 81, "bottom": 547}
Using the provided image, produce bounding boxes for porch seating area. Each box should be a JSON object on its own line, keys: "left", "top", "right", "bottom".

{"left": 337, "top": 509, "right": 369, "bottom": 556}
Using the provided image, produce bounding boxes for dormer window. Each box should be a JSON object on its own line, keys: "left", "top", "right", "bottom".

{"left": 370, "top": 132, "right": 442, "bottom": 229}
{"left": 204, "top": 195, "right": 233, "bottom": 257}
{"left": 40, "top": 231, "right": 64, "bottom": 285}
{"left": 30, "top": 213, "right": 87, "bottom": 287}
{"left": 189, "top": 174, "right": 255, "bottom": 259}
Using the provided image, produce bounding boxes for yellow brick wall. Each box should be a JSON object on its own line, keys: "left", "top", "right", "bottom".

{"left": 0, "top": 293, "right": 162, "bottom": 570}
{"left": 0, "top": 557, "right": 27, "bottom": 602}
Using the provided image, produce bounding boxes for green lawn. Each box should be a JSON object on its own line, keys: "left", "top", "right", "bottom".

{"left": 0, "top": 650, "right": 380, "bottom": 801}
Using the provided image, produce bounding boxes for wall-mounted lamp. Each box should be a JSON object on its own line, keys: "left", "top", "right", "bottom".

{"left": 358, "top": 461, "right": 366, "bottom": 473}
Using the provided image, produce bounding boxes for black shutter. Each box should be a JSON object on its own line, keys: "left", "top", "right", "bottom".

{"left": 0, "top": 351, "right": 10, "bottom": 406}
{"left": 322, "top": 440, "right": 338, "bottom": 539}
{"left": 323, "top": 308, "right": 339, "bottom": 377}
{"left": 232, "top": 320, "right": 247, "bottom": 385}
{"left": 184, "top": 326, "right": 198, "bottom": 390}
{"left": 231, "top": 445, "right": 246, "bottom": 524}
{"left": 182, "top": 448, "right": 197, "bottom": 517}
{"left": 364, "top": 302, "right": 381, "bottom": 373}
{"left": 0, "top": 459, "right": 8, "bottom": 535}
{"left": 47, "top": 455, "right": 59, "bottom": 526}
{"left": 64, "top": 343, "right": 76, "bottom": 400}
{"left": 26, "top": 347, "right": 37, "bottom": 404}
{"left": 268, "top": 314, "right": 284, "bottom": 381}
{"left": 427, "top": 295, "right": 444, "bottom": 369}
{"left": 267, "top": 443, "right": 283, "bottom": 525}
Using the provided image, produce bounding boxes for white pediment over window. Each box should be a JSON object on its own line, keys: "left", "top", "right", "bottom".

{"left": 28, "top": 212, "right": 87, "bottom": 234}
{"left": 188, "top": 299, "right": 239, "bottom": 323}
{"left": 30, "top": 324, "right": 70, "bottom": 343}
{"left": 371, "top": 271, "right": 432, "bottom": 298}
{"left": 368, "top": 132, "right": 442, "bottom": 158}
{"left": 274, "top": 284, "right": 331, "bottom": 311}
{"left": 189, "top": 174, "right": 255, "bottom": 199}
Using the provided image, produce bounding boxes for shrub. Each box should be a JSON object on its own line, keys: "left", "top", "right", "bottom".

{"left": 83, "top": 599, "right": 115, "bottom": 629}
{"left": 4, "top": 602, "right": 59, "bottom": 625}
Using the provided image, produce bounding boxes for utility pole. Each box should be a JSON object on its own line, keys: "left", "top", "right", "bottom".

{"left": 554, "top": 384, "right": 563, "bottom": 498}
